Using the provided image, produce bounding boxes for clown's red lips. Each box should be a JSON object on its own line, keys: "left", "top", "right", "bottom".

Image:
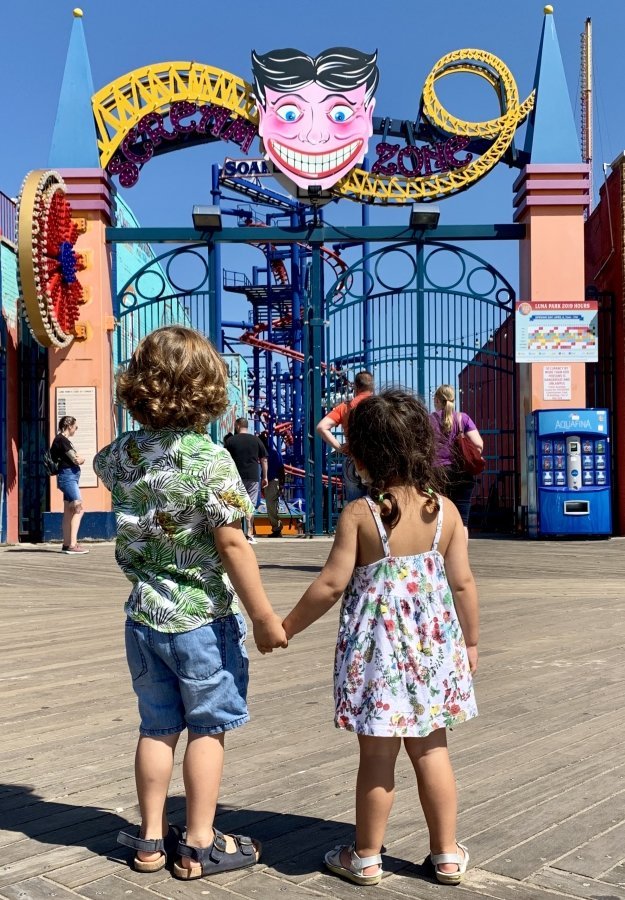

{"left": 267, "top": 138, "right": 364, "bottom": 180}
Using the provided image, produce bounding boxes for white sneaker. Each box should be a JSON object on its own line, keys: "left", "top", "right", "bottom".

{"left": 247, "top": 535, "right": 258, "bottom": 544}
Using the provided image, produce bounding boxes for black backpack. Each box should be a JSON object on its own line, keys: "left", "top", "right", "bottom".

{"left": 43, "top": 449, "right": 59, "bottom": 476}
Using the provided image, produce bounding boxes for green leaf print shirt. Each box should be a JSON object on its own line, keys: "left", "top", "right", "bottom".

{"left": 94, "top": 429, "right": 254, "bottom": 633}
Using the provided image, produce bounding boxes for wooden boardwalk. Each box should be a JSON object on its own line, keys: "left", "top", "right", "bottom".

{"left": 1, "top": 536, "right": 624, "bottom": 899}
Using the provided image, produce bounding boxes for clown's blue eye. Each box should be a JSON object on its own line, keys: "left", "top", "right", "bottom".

{"left": 276, "top": 104, "right": 301, "bottom": 123}
{"left": 329, "top": 105, "right": 354, "bottom": 123}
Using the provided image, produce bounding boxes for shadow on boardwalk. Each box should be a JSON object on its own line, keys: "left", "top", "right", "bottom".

{"left": 0, "top": 783, "right": 439, "bottom": 883}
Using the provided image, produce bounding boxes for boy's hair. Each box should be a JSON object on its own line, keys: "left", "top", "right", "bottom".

{"left": 354, "top": 371, "right": 374, "bottom": 393}
{"left": 347, "top": 389, "right": 440, "bottom": 528}
{"left": 58, "top": 416, "right": 76, "bottom": 432}
{"left": 116, "top": 326, "right": 229, "bottom": 431}
{"left": 251, "top": 47, "right": 379, "bottom": 109}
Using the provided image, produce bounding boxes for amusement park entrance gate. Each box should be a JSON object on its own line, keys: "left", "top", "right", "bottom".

{"left": 108, "top": 223, "right": 520, "bottom": 536}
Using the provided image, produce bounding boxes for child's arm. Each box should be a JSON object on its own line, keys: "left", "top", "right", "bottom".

{"left": 443, "top": 504, "right": 479, "bottom": 673}
{"left": 283, "top": 504, "right": 359, "bottom": 639}
{"left": 214, "top": 522, "right": 288, "bottom": 654}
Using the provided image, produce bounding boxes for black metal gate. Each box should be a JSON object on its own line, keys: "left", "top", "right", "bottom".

{"left": 324, "top": 240, "right": 517, "bottom": 531}
{"left": 18, "top": 322, "right": 49, "bottom": 541}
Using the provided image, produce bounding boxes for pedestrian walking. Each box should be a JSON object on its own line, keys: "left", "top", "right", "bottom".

{"left": 430, "top": 384, "right": 484, "bottom": 543}
{"left": 225, "top": 419, "right": 268, "bottom": 544}
{"left": 94, "top": 326, "right": 287, "bottom": 880}
{"left": 283, "top": 389, "right": 479, "bottom": 886}
{"left": 259, "top": 432, "right": 285, "bottom": 537}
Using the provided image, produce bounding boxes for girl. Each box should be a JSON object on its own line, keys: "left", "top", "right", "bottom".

{"left": 94, "top": 326, "right": 287, "bottom": 880}
{"left": 283, "top": 389, "right": 479, "bottom": 886}
{"left": 430, "top": 384, "right": 484, "bottom": 544}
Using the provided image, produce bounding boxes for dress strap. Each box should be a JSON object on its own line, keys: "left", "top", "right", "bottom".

{"left": 431, "top": 496, "right": 444, "bottom": 552}
{"left": 365, "top": 497, "right": 391, "bottom": 557}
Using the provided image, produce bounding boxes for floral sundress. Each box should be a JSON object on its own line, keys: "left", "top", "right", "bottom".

{"left": 334, "top": 497, "right": 478, "bottom": 737}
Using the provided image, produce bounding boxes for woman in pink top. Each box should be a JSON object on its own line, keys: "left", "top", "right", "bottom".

{"left": 430, "top": 385, "right": 483, "bottom": 543}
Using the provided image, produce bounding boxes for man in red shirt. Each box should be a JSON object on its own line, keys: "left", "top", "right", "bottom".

{"left": 316, "top": 371, "right": 374, "bottom": 502}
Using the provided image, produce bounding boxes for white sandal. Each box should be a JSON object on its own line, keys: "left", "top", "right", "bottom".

{"left": 324, "top": 844, "right": 383, "bottom": 886}
{"left": 430, "top": 842, "right": 469, "bottom": 884}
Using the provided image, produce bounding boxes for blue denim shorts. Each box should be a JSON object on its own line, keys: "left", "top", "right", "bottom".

{"left": 124, "top": 613, "right": 250, "bottom": 736}
{"left": 57, "top": 468, "right": 82, "bottom": 503}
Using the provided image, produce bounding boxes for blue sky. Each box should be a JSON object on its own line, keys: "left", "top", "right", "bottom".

{"left": 1, "top": 0, "right": 623, "bottom": 295}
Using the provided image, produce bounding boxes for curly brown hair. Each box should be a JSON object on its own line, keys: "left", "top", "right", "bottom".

{"left": 116, "top": 326, "right": 229, "bottom": 431}
{"left": 347, "top": 389, "right": 441, "bottom": 528}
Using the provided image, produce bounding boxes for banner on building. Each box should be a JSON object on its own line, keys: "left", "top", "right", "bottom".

{"left": 515, "top": 301, "right": 598, "bottom": 363}
{"left": 55, "top": 387, "right": 98, "bottom": 487}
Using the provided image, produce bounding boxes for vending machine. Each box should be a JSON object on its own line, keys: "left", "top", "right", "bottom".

{"left": 526, "top": 409, "right": 612, "bottom": 537}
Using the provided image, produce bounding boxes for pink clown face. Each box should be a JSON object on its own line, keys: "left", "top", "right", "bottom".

{"left": 258, "top": 82, "right": 374, "bottom": 190}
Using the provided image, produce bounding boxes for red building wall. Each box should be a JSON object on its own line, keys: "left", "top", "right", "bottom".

{"left": 458, "top": 319, "right": 518, "bottom": 530}
{"left": 584, "top": 159, "right": 624, "bottom": 533}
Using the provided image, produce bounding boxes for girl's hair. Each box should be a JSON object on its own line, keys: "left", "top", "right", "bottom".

{"left": 347, "top": 389, "right": 440, "bottom": 528}
{"left": 116, "top": 326, "right": 229, "bottom": 431}
{"left": 434, "top": 384, "right": 455, "bottom": 434}
{"left": 58, "top": 416, "right": 76, "bottom": 432}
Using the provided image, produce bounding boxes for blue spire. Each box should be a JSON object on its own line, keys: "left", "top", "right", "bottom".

{"left": 524, "top": 7, "right": 581, "bottom": 163}
{"left": 49, "top": 10, "right": 100, "bottom": 168}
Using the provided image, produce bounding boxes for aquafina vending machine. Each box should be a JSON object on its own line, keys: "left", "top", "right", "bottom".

{"left": 526, "top": 409, "right": 612, "bottom": 537}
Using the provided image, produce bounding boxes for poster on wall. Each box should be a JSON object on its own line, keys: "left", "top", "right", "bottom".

{"left": 515, "top": 301, "right": 598, "bottom": 363}
{"left": 55, "top": 387, "right": 98, "bottom": 488}
{"left": 543, "top": 365, "right": 572, "bottom": 401}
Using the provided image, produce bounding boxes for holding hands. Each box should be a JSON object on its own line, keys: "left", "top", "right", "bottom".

{"left": 253, "top": 612, "right": 288, "bottom": 654}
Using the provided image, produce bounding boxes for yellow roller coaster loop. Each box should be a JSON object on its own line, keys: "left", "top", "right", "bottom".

{"left": 93, "top": 62, "right": 258, "bottom": 169}
{"left": 334, "top": 48, "right": 534, "bottom": 204}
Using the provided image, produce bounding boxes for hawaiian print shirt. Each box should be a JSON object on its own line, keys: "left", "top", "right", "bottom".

{"left": 94, "top": 429, "right": 253, "bottom": 633}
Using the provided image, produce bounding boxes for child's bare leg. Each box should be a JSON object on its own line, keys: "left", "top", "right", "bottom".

{"left": 183, "top": 732, "right": 224, "bottom": 851}
{"left": 135, "top": 733, "right": 180, "bottom": 862}
{"left": 404, "top": 729, "right": 463, "bottom": 874}
{"left": 341, "top": 735, "right": 401, "bottom": 875}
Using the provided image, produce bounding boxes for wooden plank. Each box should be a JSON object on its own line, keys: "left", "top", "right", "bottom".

{"left": 2, "top": 538, "right": 625, "bottom": 900}
{"left": 532, "top": 866, "right": 625, "bottom": 898}
{"left": 0, "top": 876, "right": 89, "bottom": 899}
{"left": 551, "top": 820, "right": 625, "bottom": 878}
{"left": 482, "top": 788, "right": 625, "bottom": 879}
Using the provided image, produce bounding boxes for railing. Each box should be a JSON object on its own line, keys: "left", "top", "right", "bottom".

{"left": 223, "top": 269, "right": 251, "bottom": 289}
{"left": 0, "top": 191, "right": 16, "bottom": 243}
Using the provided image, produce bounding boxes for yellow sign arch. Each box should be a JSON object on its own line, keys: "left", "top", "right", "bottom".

{"left": 92, "top": 62, "right": 258, "bottom": 170}
{"left": 92, "top": 50, "right": 534, "bottom": 204}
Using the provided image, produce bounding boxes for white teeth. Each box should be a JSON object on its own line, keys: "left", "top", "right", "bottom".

{"left": 272, "top": 140, "right": 360, "bottom": 174}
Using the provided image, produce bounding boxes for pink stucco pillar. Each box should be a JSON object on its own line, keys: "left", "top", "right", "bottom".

{"left": 48, "top": 169, "right": 116, "bottom": 518}
{"left": 514, "top": 163, "right": 591, "bottom": 509}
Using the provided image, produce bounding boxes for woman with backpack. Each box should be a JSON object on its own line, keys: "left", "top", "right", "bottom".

{"left": 430, "top": 385, "right": 484, "bottom": 544}
{"left": 50, "top": 416, "right": 88, "bottom": 554}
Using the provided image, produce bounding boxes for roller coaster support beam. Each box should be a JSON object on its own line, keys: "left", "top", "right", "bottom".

{"left": 209, "top": 165, "right": 223, "bottom": 352}
{"left": 416, "top": 241, "right": 426, "bottom": 399}
{"left": 106, "top": 224, "right": 526, "bottom": 245}
{"left": 303, "top": 242, "right": 325, "bottom": 537}
{"left": 361, "top": 171, "right": 373, "bottom": 372}
{"left": 290, "top": 212, "right": 304, "bottom": 480}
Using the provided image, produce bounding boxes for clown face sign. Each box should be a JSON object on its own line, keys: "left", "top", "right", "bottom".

{"left": 252, "top": 47, "right": 379, "bottom": 192}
